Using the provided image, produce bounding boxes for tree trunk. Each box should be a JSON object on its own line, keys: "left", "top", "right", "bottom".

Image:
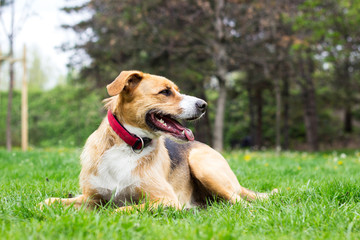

{"left": 212, "top": 0, "right": 228, "bottom": 152}
{"left": 6, "top": 0, "right": 15, "bottom": 151}
{"left": 282, "top": 72, "right": 290, "bottom": 150}
{"left": 6, "top": 44, "right": 15, "bottom": 151}
{"left": 194, "top": 91, "right": 212, "bottom": 145}
{"left": 213, "top": 79, "right": 227, "bottom": 151}
{"left": 343, "top": 59, "right": 353, "bottom": 133}
{"left": 298, "top": 49, "right": 318, "bottom": 151}
{"left": 247, "top": 80, "right": 255, "bottom": 146}
{"left": 6, "top": 47, "right": 14, "bottom": 151}
{"left": 344, "top": 106, "right": 353, "bottom": 133}
{"left": 274, "top": 77, "right": 281, "bottom": 151}
{"left": 302, "top": 85, "right": 318, "bottom": 151}
{"left": 255, "top": 88, "right": 263, "bottom": 148}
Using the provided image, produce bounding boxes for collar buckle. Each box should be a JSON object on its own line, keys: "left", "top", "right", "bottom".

{"left": 131, "top": 135, "right": 144, "bottom": 154}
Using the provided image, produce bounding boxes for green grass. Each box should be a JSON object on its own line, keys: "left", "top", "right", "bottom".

{"left": 0, "top": 148, "right": 360, "bottom": 239}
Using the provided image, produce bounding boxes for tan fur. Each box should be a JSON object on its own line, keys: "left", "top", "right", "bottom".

{"left": 106, "top": 70, "right": 143, "bottom": 96}
{"left": 41, "top": 70, "right": 277, "bottom": 211}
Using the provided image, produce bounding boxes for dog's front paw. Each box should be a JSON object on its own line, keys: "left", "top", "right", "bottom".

{"left": 271, "top": 188, "right": 279, "bottom": 195}
{"left": 255, "top": 193, "right": 270, "bottom": 201}
{"left": 255, "top": 189, "right": 278, "bottom": 201}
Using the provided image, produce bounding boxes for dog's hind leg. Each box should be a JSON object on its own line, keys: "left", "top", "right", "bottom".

{"left": 188, "top": 143, "right": 277, "bottom": 203}
{"left": 40, "top": 195, "right": 97, "bottom": 210}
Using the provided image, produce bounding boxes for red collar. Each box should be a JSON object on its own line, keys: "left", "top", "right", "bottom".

{"left": 107, "top": 110, "right": 152, "bottom": 152}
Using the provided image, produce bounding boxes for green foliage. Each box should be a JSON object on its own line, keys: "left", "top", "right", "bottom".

{"left": 28, "top": 48, "right": 50, "bottom": 91}
{"left": 63, "top": 0, "right": 215, "bottom": 89}
{"left": 0, "top": 91, "right": 21, "bottom": 145}
{"left": 0, "top": 80, "right": 351, "bottom": 149}
{"left": 6, "top": 0, "right": 355, "bottom": 150}
{"left": 1, "top": 149, "right": 360, "bottom": 239}
{"left": 0, "top": 0, "right": 11, "bottom": 7}
{"left": 0, "top": 86, "right": 104, "bottom": 147}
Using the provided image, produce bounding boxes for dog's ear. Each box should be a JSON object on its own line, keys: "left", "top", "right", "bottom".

{"left": 106, "top": 70, "right": 144, "bottom": 96}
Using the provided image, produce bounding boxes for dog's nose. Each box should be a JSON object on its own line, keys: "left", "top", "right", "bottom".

{"left": 196, "top": 100, "right": 207, "bottom": 113}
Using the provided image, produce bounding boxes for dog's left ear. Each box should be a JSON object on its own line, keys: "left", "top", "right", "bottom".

{"left": 107, "top": 70, "right": 144, "bottom": 96}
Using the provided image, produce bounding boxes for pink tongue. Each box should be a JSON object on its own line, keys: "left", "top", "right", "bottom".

{"left": 184, "top": 129, "right": 194, "bottom": 141}
{"left": 161, "top": 115, "right": 195, "bottom": 141}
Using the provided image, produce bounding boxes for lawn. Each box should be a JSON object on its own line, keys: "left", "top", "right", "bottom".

{"left": 0, "top": 148, "right": 359, "bottom": 239}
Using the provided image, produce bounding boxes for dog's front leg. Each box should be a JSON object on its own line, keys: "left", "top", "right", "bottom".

{"left": 40, "top": 195, "right": 97, "bottom": 210}
{"left": 115, "top": 185, "right": 181, "bottom": 213}
{"left": 115, "top": 198, "right": 181, "bottom": 213}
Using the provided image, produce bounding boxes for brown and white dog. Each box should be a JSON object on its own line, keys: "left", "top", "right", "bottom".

{"left": 42, "top": 70, "right": 277, "bottom": 211}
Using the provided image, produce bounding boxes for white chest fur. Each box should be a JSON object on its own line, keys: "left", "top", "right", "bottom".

{"left": 89, "top": 143, "right": 154, "bottom": 201}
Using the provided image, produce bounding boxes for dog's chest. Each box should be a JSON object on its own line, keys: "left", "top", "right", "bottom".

{"left": 89, "top": 144, "right": 153, "bottom": 202}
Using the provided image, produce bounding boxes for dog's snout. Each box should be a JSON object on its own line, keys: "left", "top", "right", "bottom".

{"left": 179, "top": 95, "right": 207, "bottom": 119}
{"left": 196, "top": 100, "right": 207, "bottom": 113}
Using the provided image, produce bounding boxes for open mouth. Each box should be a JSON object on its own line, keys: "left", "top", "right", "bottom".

{"left": 146, "top": 112, "right": 195, "bottom": 141}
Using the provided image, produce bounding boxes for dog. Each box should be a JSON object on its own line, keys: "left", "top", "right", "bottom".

{"left": 42, "top": 70, "right": 277, "bottom": 211}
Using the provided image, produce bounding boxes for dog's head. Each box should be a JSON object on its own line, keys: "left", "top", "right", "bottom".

{"left": 106, "top": 70, "right": 207, "bottom": 141}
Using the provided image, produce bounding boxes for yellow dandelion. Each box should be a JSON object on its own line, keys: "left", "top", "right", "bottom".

{"left": 244, "top": 154, "right": 251, "bottom": 162}
{"left": 286, "top": 187, "right": 291, "bottom": 190}
{"left": 264, "top": 163, "right": 269, "bottom": 167}
{"left": 297, "top": 166, "right": 302, "bottom": 170}
{"left": 338, "top": 161, "right": 343, "bottom": 165}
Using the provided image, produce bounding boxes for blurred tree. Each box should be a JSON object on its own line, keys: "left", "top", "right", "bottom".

{"left": 314, "top": 0, "right": 360, "bottom": 134}
{"left": 227, "top": 0, "right": 303, "bottom": 149}
{"left": 292, "top": 0, "right": 360, "bottom": 150}
{"left": 295, "top": 47, "right": 319, "bottom": 151}
{"left": 28, "top": 48, "right": 48, "bottom": 90}
{"left": 1, "top": 0, "right": 33, "bottom": 151}
{"left": 62, "top": 0, "right": 254, "bottom": 148}
{"left": 62, "top": 0, "right": 306, "bottom": 149}
{"left": 212, "top": 0, "right": 228, "bottom": 151}
{"left": 1, "top": 0, "right": 15, "bottom": 151}
{"left": 62, "top": 0, "right": 214, "bottom": 144}
{"left": 60, "top": 0, "right": 360, "bottom": 151}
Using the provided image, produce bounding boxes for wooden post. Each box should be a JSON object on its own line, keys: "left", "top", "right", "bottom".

{"left": 21, "top": 45, "right": 28, "bottom": 151}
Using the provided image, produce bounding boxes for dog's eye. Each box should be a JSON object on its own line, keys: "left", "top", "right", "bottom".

{"left": 158, "top": 89, "right": 172, "bottom": 96}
